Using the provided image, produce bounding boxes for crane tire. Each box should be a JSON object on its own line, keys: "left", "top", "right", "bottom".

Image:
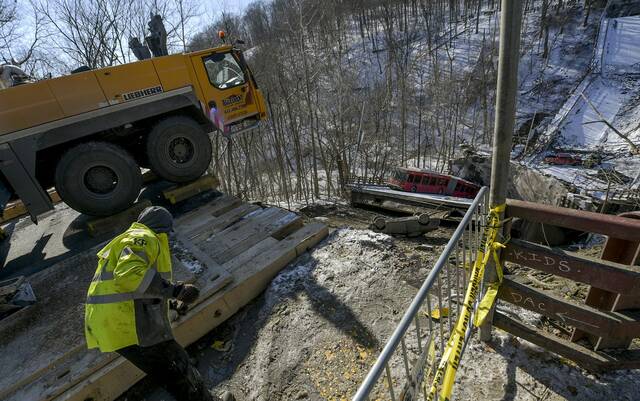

{"left": 55, "top": 142, "right": 142, "bottom": 216}
{"left": 146, "top": 116, "right": 212, "bottom": 183}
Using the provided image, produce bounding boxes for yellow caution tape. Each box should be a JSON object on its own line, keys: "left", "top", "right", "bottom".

{"left": 473, "top": 237, "right": 506, "bottom": 327}
{"left": 426, "top": 203, "right": 507, "bottom": 401}
{"left": 429, "top": 307, "right": 450, "bottom": 320}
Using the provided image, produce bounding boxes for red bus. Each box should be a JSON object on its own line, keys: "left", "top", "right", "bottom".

{"left": 387, "top": 167, "right": 480, "bottom": 199}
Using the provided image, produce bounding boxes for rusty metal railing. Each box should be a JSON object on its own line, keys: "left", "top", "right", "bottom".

{"left": 352, "top": 187, "right": 488, "bottom": 401}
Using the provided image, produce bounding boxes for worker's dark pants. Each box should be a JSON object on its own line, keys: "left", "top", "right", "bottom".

{"left": 117, "top": 339, "right": 215, "bottom": 401}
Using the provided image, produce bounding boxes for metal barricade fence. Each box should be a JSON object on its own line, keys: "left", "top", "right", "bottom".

{"left": 352, "top": 187, "right": 489, "bottom": 401}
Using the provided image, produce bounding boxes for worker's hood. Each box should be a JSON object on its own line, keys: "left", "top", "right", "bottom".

{"left": 137, "top": 206, "right": 173, "bottom": 234}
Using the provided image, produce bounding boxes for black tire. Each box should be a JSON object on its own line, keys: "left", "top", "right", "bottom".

{"left": 146, "top": 116, "right": 212, "bottom": 183}
{"left": 418, "top": 213, "right": 431, "bottom": 225}
{"left": 373, "top": 217, "right": 386, "bottom": 230}
{"left": 55, "top": 142, "right": 142, "bottom": 216}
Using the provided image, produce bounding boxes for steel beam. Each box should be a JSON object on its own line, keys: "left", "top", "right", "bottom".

{"left": 503, "top": 239, "right": 640, "bottom": 295}
{"left": 506, "top": 199, "right": 640, "bottom": 242}
{"left": 498, "top": 277, "right": 640, "bottom": 338}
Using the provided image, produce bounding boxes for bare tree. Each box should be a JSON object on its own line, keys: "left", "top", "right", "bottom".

{"left": 35, "top": 0, "right": 130, "bottom": 69}
{"left": 0, "top": 0, "right": 18, "bottom": 56}
{"left": 179, "top": 0, "right": 589, "bottom": 207}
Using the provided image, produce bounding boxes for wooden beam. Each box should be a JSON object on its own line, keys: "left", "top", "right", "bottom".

{"left": 493, "top": 312, "right": 640, "bottom": 371}
{"left": 174, "top": 194, "right": 241, "bottom": 229}
{"left": 493, "top": 312, "right": 607, "bottom": 371}
{"left": 498, "top": 277, "right": 640, "bottom": 338}
{"left": 221, "top": 222, "right": 329, "bottom": 313}
{"left": 503, "top": 239, "right": 640, "bottom": 295}
{"left": 179, "top": 203, "right": 260, "bottom": 240}
{"left": 86, "top": 200, "right": 151, "bottom": 237}
{"left": 162, "top": 175, "right": 219, "bottom": 204}
{"left": 505, "top": 199, "right": 640, "bottom": 242}
{"left": 208, "top": 211, "right": 302, "bottom": 264}
{"left": 572, "top": 211, "right": 640, "bottom": 349}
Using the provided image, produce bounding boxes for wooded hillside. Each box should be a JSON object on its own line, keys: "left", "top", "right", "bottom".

{"left": 0, "top": 0, "right": 604, "bottom": 205}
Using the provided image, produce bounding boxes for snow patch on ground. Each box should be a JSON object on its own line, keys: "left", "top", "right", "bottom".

{"left": 178, "top": 257, "right": 205, "bottom": 274}
{"left": 602, "top": 15, "right": 640, "bottom": 75}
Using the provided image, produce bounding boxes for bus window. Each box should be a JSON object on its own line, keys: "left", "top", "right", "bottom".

{"left": 421, "top": 176, "right": 430, "bottom": 185}
{"left": 429, "top": 177, "right": 438, "bottom": 186}
{"left": 438, "top": 178, "right": 448, "bottom": 186}
{"left": 408, "top": 175, "right": 416, "bottom": 183}
{"left": 394, "top": 169, "right": 408, "bottom": 181}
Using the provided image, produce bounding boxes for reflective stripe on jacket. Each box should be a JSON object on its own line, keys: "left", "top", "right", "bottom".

{"left": 84, "top": 222, "right": 174, "bottom": 352}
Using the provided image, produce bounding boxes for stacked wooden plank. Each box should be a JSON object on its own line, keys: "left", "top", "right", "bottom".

{"left": 162, "top": 175, "right": 220, "bottom": 204}
{"left": 0, "top": 194, "right": 327, "bottom": 401}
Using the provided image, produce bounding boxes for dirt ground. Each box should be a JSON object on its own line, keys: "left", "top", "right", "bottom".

{"left": 119, "top": 202, "right": 640, "bottom": 401}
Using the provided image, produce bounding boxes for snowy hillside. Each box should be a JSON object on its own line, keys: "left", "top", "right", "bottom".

{"left": 528, "top": 7, "right": 640, "bottom": 199}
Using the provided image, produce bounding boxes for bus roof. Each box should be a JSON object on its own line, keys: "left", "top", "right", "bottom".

{"left": 393, "top": 166, "right": 480, "bottom": 188}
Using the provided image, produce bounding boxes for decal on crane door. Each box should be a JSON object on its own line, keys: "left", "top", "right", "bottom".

{"left": 222, "top": 94, "right": 242, "bottom": 107}
{"left": 223, "top": 93, "right": 248, "bottom": 124}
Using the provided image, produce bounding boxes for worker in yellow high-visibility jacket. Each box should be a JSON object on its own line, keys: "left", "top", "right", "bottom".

{"left": 85, "top": 206, "right": 235, "bottom": 401}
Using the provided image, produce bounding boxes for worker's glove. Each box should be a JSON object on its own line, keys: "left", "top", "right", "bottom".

{"left": 169, "top": 299, "right": 189, "bottom": 315}
{"left": 173, "top": 282, "right": 200, "bottom": 304}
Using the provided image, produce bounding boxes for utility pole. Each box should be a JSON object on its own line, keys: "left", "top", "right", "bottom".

{"left": 479, "top": 0, "right": 524, "bottom": 342}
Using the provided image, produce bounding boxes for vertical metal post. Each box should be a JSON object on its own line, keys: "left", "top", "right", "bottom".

{"left": 385, "top": 363, "right": 396, "bottom": 401}
{"left": 455, "top": 240, "right": 461, "bottom": 316}
{"left": 414, "top": 316, "right": 423, "bottom": 354}
{"left": 437, "top": 275, "right": 445, "bottom": 351}
{"left": 480, "top": 0, "right": 523, "bottom": 342}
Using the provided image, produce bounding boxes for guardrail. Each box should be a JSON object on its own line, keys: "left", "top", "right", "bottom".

{"left": 348, "top": 175, "right": 386, "bottom": 186}
{"left": 352, "top": 186, "right": 488, "bottom": 401}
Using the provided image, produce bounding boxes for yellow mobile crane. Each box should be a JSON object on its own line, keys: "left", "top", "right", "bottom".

{"left": 0, "top": 44, "right": 267, "bottom": 219}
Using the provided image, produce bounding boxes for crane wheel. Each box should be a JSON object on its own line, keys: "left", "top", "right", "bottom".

{"left": 146, "top": 116, "right": 212, "bottom": 183}
{"left": 55, "top": 142, "right": 142, "bottom": 216}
